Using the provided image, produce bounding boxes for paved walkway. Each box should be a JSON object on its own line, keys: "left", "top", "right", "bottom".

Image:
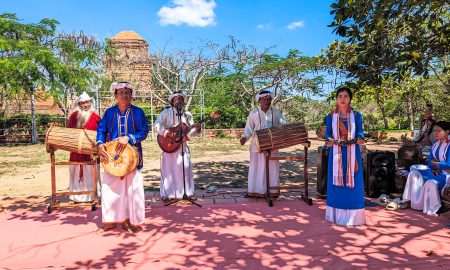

{"left": 145, "top": 188, "right": 315, "bottom": 206}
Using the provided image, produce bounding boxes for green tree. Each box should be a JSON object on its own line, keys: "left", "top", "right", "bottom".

{"left": 0, "top": 13, "right": 104, "bottom": 143}
{"left": 328, "top": 0, "right": 450, "bottom": 91}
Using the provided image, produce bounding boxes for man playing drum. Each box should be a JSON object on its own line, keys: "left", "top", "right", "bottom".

{"left": 154, "top": 91, "right": 201, "bottom": 202}
{"left": 96, "top": 82, "right": 149, "bottom": 233}
{"left": 66, "top": 92, "right": 101, "bottom": 203}
{"left": 240, "top": 90, "right": 287, "bottom": 197}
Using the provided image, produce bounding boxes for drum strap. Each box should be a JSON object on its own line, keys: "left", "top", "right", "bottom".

{"left": 257, "top": 107, "right": 274, "bottom": 129}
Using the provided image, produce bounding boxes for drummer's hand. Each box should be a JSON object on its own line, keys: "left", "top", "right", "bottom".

{"left": 431, "top": 160, "right": 440, "bottom": 170}
{"left": 326, "top": 139, "right": 334, "bottom": 147}
{"left": 97, "top": 144, "right": 109, "bottom": 163}
{"left": 240, "top": 137, "right": 247, "bottom": 145}
{"left": 115, "top": 136, "right": 129, "bottom": 156}
{"left": 357, "top": 137, "right": 365, "bottom": 145}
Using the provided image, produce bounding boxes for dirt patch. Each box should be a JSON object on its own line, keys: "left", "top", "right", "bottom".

{"left": 0, "top": 137, "right": 401, "bottom": 210}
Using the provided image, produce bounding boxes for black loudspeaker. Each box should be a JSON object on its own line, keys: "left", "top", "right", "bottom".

{"left": 365, "top": 151, "right": 396, "bottom": 198}
{"left": 317, "top": 146, "right": 329, "bottom": 196}
{"left": 397, "top": 144, "right": 424, "bottom": 170}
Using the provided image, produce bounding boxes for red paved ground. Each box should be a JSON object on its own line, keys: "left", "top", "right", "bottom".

{"left": 1, "top": 194, "right": 449, "bottom": 270}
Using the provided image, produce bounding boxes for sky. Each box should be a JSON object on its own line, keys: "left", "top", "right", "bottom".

{"left": 0, "top": 0, "right": 338, "bottom": 57}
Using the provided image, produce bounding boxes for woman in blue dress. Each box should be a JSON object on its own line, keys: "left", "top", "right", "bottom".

{"left": 325, "top": 87, "right": 366, "bottom": 226}
{"left": 403, "top": 121, "right": 450, "bottom": 216}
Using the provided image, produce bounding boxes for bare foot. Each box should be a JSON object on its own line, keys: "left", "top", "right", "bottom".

{"left": 96, "top": 224, "right": 116, "bottom": 234}
{"left": 122, "top": 220, "right": 139, "bottom": 233}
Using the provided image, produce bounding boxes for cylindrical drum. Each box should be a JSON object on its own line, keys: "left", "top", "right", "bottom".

{"left": 255, "top": 123, "right": 308, "bottom": 152}
{"left": 102, "top": 140, "right": 139, "bottom": 177}
{"left": 45, "top": 127, "right": 97, "bottom": 154}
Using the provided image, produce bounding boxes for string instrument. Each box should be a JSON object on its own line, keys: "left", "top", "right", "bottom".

{"left": 157, "top": 111, "right": 221, "bottom": 153}
{"left": 326, "top": 138, "right": 362, "bottom": 146}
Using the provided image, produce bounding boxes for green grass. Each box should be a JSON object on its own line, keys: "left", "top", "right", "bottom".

{"left": 0, "top": 137, "right": 246, "bottom": 176}
{"left": 0, "top": 143, "right": 69, "bottom": 176}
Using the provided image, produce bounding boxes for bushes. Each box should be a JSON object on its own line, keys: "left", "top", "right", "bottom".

{"left": 0, "top": 114, "right": 66, "bottom": 136}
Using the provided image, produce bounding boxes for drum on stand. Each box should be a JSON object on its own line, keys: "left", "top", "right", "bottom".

{"left": 102, "top": 140, "right": 139, "bottom": 177}
{"left": 254, "top": 123, "right": 312, "bottom": 206}
{"left": 45, "top": 126, "right": 97, "bottom": 154}
{"left": 44, "top": 126, "right": 99, "bottom": 213}
{"left": 255, "top": 123, "right": 309, "bottom": 152}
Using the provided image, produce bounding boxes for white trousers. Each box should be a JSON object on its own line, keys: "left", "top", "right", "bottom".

{"left": 69, "top": 164, "right": 100, "bottom": 202}
{"left": 403, "top": 169, "right": 441, "bottom": 216}
{"left": 160, "top": 145, "right": 195, "bottom": 199}
{"left": 248, "top": 151, "right": 280, "bottom": 195}
{"left": 101, "top": 170, "right": 145, "bottom": 225}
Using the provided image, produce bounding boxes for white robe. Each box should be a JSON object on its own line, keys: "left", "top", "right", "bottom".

{"left": 101, "top": 170, "right": 145, "bottom": 225}
{"left": 242, "top": 107, "right": 287, "bottom": 195}
{"left": 68, "top": 164, "right": 100, "bottom": 202}
{"left": 154, "top": 107, "right": 198, "bottom": 199}
{"left": 403, "top": 165, "right": 447, "bottom": 216}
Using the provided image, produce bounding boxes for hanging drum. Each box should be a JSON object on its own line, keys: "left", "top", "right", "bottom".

{"left": 255, "top": 123, "right": 309, "bottom": 152}
{"left": 45, "top": 126, "right": 97, "bottom": 154}
{"left": 102, "top": 140, "right": 139, "bottom": 177}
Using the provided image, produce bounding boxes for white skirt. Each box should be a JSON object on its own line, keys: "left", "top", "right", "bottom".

{"left": 325, "top": 206, "right": 366, "bottom": 226}
{"left": 160, "top": 145, "right": 195, "bottom": 199}
{"left": 68, "top": 164, "right": 100, "bottom": 202}
{"left": 402, "top": 169, "right": 442, "bottom": 216}
{"left": 248, "top": 151, "right": 280, "bottom": 195}
{"left": 101, "top": 170, "right": 145, "bottom": 225}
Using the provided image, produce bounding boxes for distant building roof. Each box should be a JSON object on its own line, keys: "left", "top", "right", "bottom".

{"left": 111, "top": 31, "right": 144, "bottom": 41}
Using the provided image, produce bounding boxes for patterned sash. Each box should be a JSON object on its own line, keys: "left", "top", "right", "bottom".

{"left": 331, "top": 107, "right": 356, "bottom": 188}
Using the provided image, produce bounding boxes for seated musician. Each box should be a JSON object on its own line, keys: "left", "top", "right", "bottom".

{"left": 153, "top": 91, "right": 201, "bottom": 202}
{"left": 402, "top": 120, "right": 450, "bottom": 216}
{"left": 240, "top": 90, "right": 287, "bottom": 197}
{"left": 414, "top": 116, "right": 435, "bottom": 152}
{"left": 96, "top": 82, "right": 149, "bottom": 232}
{"left": 66, "top": 92, "right": 100, "bottom": 203}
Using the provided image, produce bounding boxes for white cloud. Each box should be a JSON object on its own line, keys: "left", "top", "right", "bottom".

{"left": 256, "top": 23, "right": 270, "bottom": 29}
{"left": 287, "top": 20, "right": 305, "bottom": 30}
{"left": 158, "top": 0, "right": 216, "bottom": 27}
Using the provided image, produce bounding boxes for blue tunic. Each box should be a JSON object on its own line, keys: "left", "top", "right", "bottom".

{"left": 418, "top": 142, "right": 450, "bottom": 190}
{"left": 96, "top": 105, "right": 149, "bottom": 170}
{"left": 325, "top": 112, "right": 365, "bottom": 210}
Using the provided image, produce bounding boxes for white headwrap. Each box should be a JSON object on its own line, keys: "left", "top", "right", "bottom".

{"left": 77, "top": 91, "right": 93, "bottom": 103}
{"left": 168, "top": 91, "right": 185, "bottom": 104}
{"left": 110, "top": 82, "right": 133, "bottom": 93}
{"left": 68, "top": 91, "right": 95, "bottom": 115}
{"left": 255, "top": 90, "right": 274, "bottom": 101}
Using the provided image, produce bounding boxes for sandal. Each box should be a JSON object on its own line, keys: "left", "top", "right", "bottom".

{"left": 386, "top": 201, "right": 399, "bottom": 211}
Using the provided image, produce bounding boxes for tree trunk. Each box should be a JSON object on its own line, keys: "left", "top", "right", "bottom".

{"left": 406, "top": 92, "right": 414, "bottom": 131}
{"left": 375, "top": 91, "right": 388, "bottom": 129}
{"left": 30, "top": 88, "right": 38, "bottom": 144}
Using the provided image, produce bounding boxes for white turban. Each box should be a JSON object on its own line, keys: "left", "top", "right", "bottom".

{"left": 255, "top": 90, "right": 274, "bottom": 101}
{"left": 69, "top": 91, "right": 95, "bottom": 115}
{"left": 77, "top": 91, "right": 94, "bottom": 103}
{"left": 168, "top": 91, "right": 185, "bottom": 104}
{"left": 110, "top": 82, "right": 134, "bottom": 93}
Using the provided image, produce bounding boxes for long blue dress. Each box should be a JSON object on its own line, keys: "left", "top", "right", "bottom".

{"left": 325, "top": 112, "right": 365, "bottom": 210}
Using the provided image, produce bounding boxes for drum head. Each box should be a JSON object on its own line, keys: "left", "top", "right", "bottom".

{"left": 103, "top": 141, "right": 139, "bottom": 177}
